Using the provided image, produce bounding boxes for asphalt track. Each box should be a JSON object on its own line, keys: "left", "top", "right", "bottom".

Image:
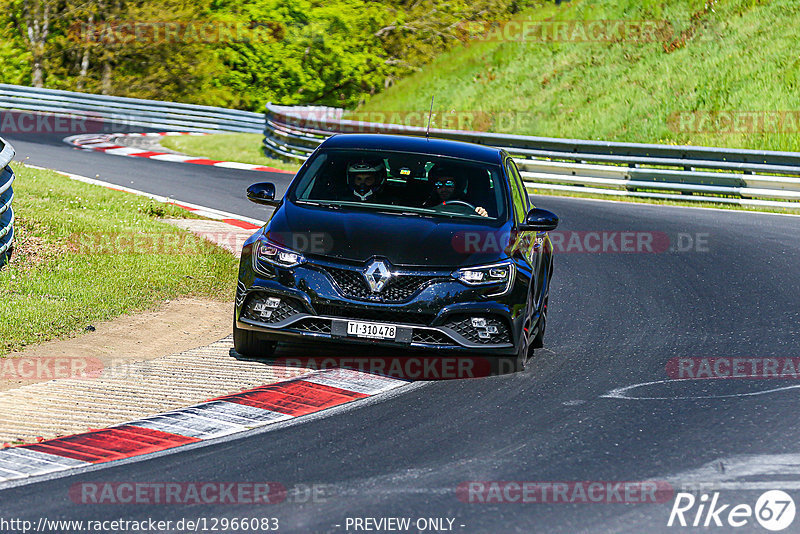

{"left": 2, "top": 123, "right": 800, "bottom": 533}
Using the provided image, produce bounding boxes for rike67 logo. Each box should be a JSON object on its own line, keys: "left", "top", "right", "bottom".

{"left": 668, "top": 490, "right": 796, "bottom": 531}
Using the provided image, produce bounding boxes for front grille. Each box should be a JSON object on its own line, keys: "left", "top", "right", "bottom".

{"left": 294, "top": 318, "right": 331, "bottom": 334}
{"left": 242, "top": 293, "right": 305, "bottom": 324}
{"left": 321, "top": 266, "right": 445, "bottom": 303}
{"left": 315, "top": 304, "right": 434, "bottom": 326}
{"left": 444, "top": 314, "right": 512, "bottom": 345}
{"left": 385, "top": 275, "right": 441, "bottom": 301}
{"left": 412, "top": 330, "right": 453, "bottom": 345}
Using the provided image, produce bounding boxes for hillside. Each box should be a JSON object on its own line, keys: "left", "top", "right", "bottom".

{"left": 358, "top": 0, "right": 800, "bottom": 152}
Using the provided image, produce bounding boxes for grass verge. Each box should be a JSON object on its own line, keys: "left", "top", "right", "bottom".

{"left": 527, "top": 187, "right": 800, "bottom": 215}
{"left": 159, "top": 133, "right": 301, "bottom": 173}
{"left": 360, "top": 0, "right": 800, "bottom": 152}
{"left": 0, "top": 164, "right": 239, "bottom": 354}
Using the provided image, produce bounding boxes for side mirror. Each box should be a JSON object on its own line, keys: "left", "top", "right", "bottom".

{"left": 519, "top": 208, "right": 558, "bottom": 231}
{"left": 247, "top": 182, "right": 279, "bottom": 207}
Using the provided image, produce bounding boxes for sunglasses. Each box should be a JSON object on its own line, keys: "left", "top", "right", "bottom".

{"left": 434, "top": 179, "right": 455, "bottom": 188}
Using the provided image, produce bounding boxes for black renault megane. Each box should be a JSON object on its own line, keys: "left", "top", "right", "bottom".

{"left": 234, "top": 134, "right": 558, "bottom": 369}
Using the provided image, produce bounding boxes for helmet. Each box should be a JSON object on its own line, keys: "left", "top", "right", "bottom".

{"left": 346, "top": 160, "right": 385, "bottom": 201}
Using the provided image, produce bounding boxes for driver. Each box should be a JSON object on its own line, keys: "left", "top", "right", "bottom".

{"left": 423, "top": 165, "right": 488, "bottom": 217}
{"left": 346, "top": 160, "right": 389, "bottom": 202}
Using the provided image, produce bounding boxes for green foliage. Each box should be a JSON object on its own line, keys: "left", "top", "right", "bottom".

{"left": 0, "top": 12, "right": 31, "bottom": 84}
{"left": 0, "top": 0, "right": 540, "bottom": 109}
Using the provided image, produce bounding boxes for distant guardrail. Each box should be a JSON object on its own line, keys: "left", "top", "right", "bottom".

{"left": 0, "top": 84, "right": 263, "bottom": 133}
{"left": 264, "top": 103, "right": 800, "bottom": 209}
{"left": 0, "top": 137, "right": 15, "bottom": 266}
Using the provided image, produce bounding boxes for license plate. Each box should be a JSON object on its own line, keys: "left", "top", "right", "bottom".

{"left": 346, "top": 321, "right": 397, "bottom": 340}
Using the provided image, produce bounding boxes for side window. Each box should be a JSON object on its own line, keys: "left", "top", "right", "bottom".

{"left": 505, "top": 159, "right": 527, "bottom": 224}
{"left": 509, "top": 159, "right": 530, "bottom": 212}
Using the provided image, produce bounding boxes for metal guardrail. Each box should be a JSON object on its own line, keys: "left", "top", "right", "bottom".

{"left": 264, "top": 104, "right": 800, "bottom": 208}
{"left": 0, "top": 84, "right": 263, "bottom": 133}
{"left": 0, "top": 137, "right": 15, "bottom": 267}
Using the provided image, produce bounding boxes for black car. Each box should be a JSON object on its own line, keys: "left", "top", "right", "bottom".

{"left": 234, "top": 134, "right": 557, "bottom": 369}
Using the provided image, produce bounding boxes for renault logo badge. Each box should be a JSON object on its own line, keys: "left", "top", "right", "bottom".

{"left": 363, "top": 259, "right": 392, "bottom": 292}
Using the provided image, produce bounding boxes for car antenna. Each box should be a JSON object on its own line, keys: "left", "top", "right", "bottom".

{"left": 426, "top": 95, "right": 434, "bottom": 140}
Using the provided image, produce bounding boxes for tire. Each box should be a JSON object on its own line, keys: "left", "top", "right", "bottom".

{"left": 515, "top": 327, "right": 531, "bottom": 372}
{"left": 233, "top": 318, "right": 277, "bottom": 358}
{"left": 532, "top": 295, "right": 548, "bottom": 349}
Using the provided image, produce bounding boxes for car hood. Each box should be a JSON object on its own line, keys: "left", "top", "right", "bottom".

{"left": 263, "top": 201, "right": 512, "bottom": 267}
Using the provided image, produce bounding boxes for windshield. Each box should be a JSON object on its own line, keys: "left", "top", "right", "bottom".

{"left": 290, "top": 149, "right": 508, "bottom": 220}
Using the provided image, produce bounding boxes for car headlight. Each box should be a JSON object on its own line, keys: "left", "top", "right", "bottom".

{"left": 453, "top": 261, "right": 514, "bottom": 286}
{"left": 255, "top": 238, "right": 305, "bottom": 268}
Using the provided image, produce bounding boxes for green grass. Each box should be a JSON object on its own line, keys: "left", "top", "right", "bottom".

{"left": 359, "top": 0, "right": 800, "bottom": 152}
{"left": 527, "top": 187, "right": 800, "bottom": 215}
{"left": 159, "top": 133, "right": 301, "bottom": 173}
{"left": 0, "top": 164, "right": 239, "bottom": 354}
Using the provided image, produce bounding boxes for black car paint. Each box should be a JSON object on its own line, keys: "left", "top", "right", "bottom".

{"left": 235, "top": 134, "right": 556, "bottom": 357}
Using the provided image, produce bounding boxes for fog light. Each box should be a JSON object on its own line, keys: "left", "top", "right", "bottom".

{"left": 252, "top": 303, "right": 273, "bottom": 319}
{"left": 471, "top": 317, "right": 498, "bottom": 340}
{"left": 251, "top": 296, "right": 281, "bottom": 319}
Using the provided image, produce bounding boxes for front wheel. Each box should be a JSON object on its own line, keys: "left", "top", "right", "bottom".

{"left": 515, "top": 328, "right": 532, "bottom": 371}
{"left": 233, "top": 318, "right": 277, "bottom": 358}
{"left": 532, "top": 295, "right": 548, "bottom": 349}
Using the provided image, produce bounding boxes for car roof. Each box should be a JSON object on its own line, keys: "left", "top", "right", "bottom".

{"left": 318, "top": 134, "right": 505, "bottom": 165}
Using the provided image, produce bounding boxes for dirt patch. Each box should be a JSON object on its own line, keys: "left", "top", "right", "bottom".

{"left": 6, "top": 215, "right": 72, "bottom": 272}
{"left": 0, "top": 297, "right": 231, "bottom": 392}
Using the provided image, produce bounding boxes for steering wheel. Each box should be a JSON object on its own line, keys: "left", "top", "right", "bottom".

{"left": 440, "top": 200, "right": 478, "bottom": 215}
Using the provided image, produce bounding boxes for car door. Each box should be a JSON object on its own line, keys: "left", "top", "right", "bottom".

{"left": 505, "top": 157, "right": 536, "bottom": 264}
{"left": 505, "top": 157, "right": 545, "bottom": 321}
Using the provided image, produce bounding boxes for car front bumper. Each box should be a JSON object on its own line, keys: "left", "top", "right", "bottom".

{"left": 235, "top": 237, "right": 535, "bottom": 355}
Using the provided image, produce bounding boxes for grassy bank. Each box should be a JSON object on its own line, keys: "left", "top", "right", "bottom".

{"left": 159, "top": 133, "right": 301, "bottom": 173}
{"left": 360, "top": 0, "right": 800, "bottom": 153}
{"left": 0, "top": 164, "right": 238, "bottom": 354}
